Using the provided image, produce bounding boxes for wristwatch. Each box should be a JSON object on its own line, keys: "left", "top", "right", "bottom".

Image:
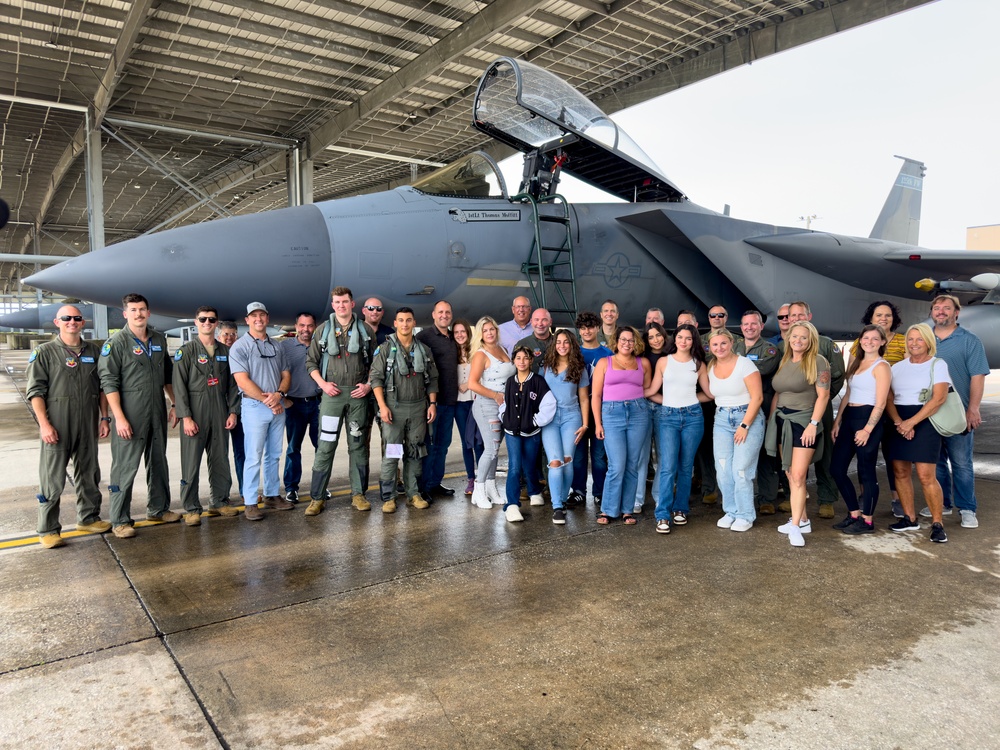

{"left": 809, "top": 419, "right": 820, "bottom": 426}
{"left": 739, "top": 422, "right": 748, "bottom": 429}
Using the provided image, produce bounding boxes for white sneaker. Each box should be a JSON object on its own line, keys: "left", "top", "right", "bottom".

{"left": 731, "top": 518, "right": 753, "bottom": 532}
{"left": 960, "top": 510, "right": 979, "bottom": 528}
{"left": 787, "top": 525, "right": 805, "bottom": 547}
{"left": 778, "top": 518, "right": 812, "bottom": 534}
{"left": 633, "top": 504, "right": 643, "bottom": 514}
{"left": 920, "top": 505, "right": 953, "bottom": 518}
{"left": 505, "top": 505, "right": 524, "bottom": 522}
{"left": 529, "top": 494, "right": 544, "bottom": 506}
{"left": 717, "top": 514, "right": 735, "bottom": 529}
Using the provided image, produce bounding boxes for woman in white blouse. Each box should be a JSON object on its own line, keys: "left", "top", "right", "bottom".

{"left": 706, "top": 329, "right": 764, "bottom": 532}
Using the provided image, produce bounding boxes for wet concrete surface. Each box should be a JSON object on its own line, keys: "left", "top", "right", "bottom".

{"left": 2, "top": 344, "right": 1000, "bottom": 748}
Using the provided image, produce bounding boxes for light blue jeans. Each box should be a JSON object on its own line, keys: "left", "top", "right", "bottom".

{"left": 634, "top": 402, "right": 657, "bottom": 510}
{"left": 937, "top": 430, "right": 976, "bottom": 511}
{"left": 713, "top": 406, "right": 765, "bottom": 522}
{"left": 655, "top": 403, "right": 704, "bottom": 520}
{"left": 242, "top": 398, "right": 286, "bottom": 502}
{"left": 600, "top": 399, "right": 650, "bottom": 518}
{"left": 542, "top": 408, "right": 582, "bottom": 510}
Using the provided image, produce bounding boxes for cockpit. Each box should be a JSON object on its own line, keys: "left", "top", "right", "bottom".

{"left": 472, "top": 58, "right": 685, "bottom": 203}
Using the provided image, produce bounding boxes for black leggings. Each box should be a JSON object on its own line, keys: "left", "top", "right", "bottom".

{"left": 830, "top": 405, "right": 883, "bottom": 516}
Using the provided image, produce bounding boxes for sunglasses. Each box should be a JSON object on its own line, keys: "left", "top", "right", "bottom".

{"left": 197, "top": 316, "right": 218, "bottom": 323}
{"left": 776, "top": 314, "right": 789, "bottom": 320}
{"left": 708, "top": 313, "right": 727, "bottom": 319}
{"left": 58, "top": 315, "right": 84, "bottom": 322}
{"left": 364, "top": 305, "right": 383, "bottom": 312}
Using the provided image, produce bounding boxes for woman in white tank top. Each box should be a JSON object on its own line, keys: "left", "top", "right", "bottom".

{"left": 467, "top": 316, "right": 515, "bottom": 509}
{"left": 643, "top": 324, "right": 711, "bottom": 534}
{"left": 830, "top": 324, "right": 891, "bottom": 534}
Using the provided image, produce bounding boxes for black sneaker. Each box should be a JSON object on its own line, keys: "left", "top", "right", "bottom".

{"left": 285, "top": 490, "right": 298, "bottom": 504}
{"left": 566, "top": 491, "right": 585, "bottom": 508}
{"left": 930, "top": 522, "right": 948, "bottom": 543}
{"left": 833, "top": 515, "right": 861, "bottom": 530}
{"left": 843, "top": 518, "right": 875, "bottom": 535}
{"left": 552, "top": 508, "right": 567, "bottom": 525}
{"left": 890, "top": 516, "right": 920, "bottom": 532}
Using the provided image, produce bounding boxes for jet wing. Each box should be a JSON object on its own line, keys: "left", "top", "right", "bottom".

{"left": 881, "top": 247, "right": 1000, "bottom": 274}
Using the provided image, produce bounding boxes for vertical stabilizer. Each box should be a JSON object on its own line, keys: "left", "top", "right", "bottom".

{"left": 869, "top": 155, "right": 925, "bottom": 244}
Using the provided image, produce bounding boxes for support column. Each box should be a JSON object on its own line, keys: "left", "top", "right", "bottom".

{"left": 287, "top": 146, "right": 301, "bottom": 207}
{"left": 85, "top": 111, "right": 109, "bottom": 338}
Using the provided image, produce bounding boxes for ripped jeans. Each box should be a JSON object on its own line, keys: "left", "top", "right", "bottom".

{"left": 713, "top": 405, "right": 765, "bottom": 523}
{"left": 472, "top": 396, "right": 503, "bottom": 483}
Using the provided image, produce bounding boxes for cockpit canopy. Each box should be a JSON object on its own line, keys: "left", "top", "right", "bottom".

{"left": 409, "top": 151, "right": 508, "bottom": 199}
{"left": 472, "top": 58, "right": 685, "bottom": 203}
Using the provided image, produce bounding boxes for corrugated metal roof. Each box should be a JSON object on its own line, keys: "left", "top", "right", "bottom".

{"left": 0, "top": 0, "right": 935, "bottom": 293}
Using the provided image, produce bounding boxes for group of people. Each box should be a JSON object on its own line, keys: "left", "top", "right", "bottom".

{"left": 27, "top": 289, "right": 987, "bottom": 549}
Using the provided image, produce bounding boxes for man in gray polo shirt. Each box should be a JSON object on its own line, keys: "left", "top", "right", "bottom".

{"left": 229, "top": 301, "right": 293, "bottom": 521}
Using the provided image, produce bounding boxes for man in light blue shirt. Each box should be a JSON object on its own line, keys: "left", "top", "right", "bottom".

{"left": 928, "top": 294, "right": 989, "bottom": 529}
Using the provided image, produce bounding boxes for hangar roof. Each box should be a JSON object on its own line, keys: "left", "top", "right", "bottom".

{"left": 0, "top": 0, "right": 934, "bottom": 293}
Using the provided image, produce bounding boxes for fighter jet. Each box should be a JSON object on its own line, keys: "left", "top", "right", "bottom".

{"left": 24, "top": 58, "right": 1000, "bottom": 364}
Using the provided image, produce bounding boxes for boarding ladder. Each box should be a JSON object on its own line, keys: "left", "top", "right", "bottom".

{"left": 514, "top": 192, "right": 577, "bottom": 325}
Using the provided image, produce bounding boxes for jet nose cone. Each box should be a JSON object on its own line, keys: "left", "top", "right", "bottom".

{"left": 25, "top": 204, "right": 332, "bottom": 322}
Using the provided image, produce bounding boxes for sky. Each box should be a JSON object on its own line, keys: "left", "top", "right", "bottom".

{"left": 499, "top": 0, "right": 999, "bottom": 251}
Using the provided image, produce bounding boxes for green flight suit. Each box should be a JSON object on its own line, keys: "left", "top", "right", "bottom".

{"left": 736, "top": 337, "right": 781, "bottom": 504}
{"left": 306, "top": 315, "right": 376, "bottom": 499}
{"left": 370, "top": 335, "right": 439, "bottom": 500}
{"left": 27, "top": 337, "right": 105, "bottom": 535}
{"left": 173, "top": 339, "right": 239, "bottom": 513}
{"left": 99, "top": 326, "right": 173, "bottom": 526}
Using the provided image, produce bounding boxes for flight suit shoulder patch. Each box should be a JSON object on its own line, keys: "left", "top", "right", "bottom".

{"left": 101, "top": 342, "right": 112, "bottom": 357}
{"left": 766, "top": 346, "right": 778, "bottom": 357}
{"left": 174, "top": 349, "right": 183, "bottom": 361}
{"left": 28, "top": 347, "right": 39, "bottom": 363}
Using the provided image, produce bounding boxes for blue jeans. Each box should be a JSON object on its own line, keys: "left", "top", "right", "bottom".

{"left": 713, "top": 406, "right": 765, "bottom": 522}
{"left": 505, "top": 432, "right": 541, "bottom": 509}
{"left": 230, "top": 418, "right": 245, "bottom": 497}
{"left": 600, "top": 399, "right": 650, "bottom": 518}
{"left": 634, "top": 403, "right": 658, "bottom": 509}
{"left": 455, "top": 401, "right": 482, "bottom": 479}
{"left": 572, "top": 425, "right": 607, "bottom": 499}
{"left": 241, "top": 398, "right": 286, "bottom": 502}
{"left": 542, "top": 408, "right": 582, "bottom": 510}
{"left": 937, "top": 430, "right": 976, "bottom": 511}
{"left": 422, "top": 403, "right": 456, "bottom": 490}
{"left": 655, "top": 403, "right": 704, "bottom": 520}
{"left": 283, "top": 396, "right": 319, "bottom": 492}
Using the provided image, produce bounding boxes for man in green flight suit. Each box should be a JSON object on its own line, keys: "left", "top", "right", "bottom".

{"left": 370, "top": 307, "right": 439, "bottom": 514}
{"left": 173, "top": 305, "right": 242, "bottom": 525}
{"left": 99, "top": 292, "right": 180, "bottom": 538}
{"left": 305, "top": 286, "right": 376, "bottom": 516}
{"left": 28, "top": 305, "right": 112, "bottom": 548}
{"left": 735, "top": 309, "right": 781, "bottom": 515}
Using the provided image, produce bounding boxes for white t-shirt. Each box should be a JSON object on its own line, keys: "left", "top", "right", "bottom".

{"left": 661, "top": 355, "right": 700, "bottom": 408}
{"left": 709, "top": 356, "right": 759, "bottom": 407}
{"left": 891, "top": 357, "right": 953, "bottom": 406}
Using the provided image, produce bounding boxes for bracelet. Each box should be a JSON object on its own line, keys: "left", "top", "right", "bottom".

{"left": 100, "top": 416, "right": 111, "bottom": 423}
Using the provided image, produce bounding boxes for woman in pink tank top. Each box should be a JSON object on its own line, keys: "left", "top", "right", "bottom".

{"left": 591, "top": 326, "right": 652, "bottom": 524}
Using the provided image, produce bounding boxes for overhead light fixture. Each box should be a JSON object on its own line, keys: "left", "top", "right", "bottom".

{"left": 44, "top": 39, "right": 59, "bottom": 49}
{"left": 231, "top": 75, "right": 243, "bottom": 84}
{"left": 133, "top": 184, "right": 141, "bottom": 189}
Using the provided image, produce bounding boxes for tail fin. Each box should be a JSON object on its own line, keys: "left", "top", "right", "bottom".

{"left": 869, "top": 156, "right": 925, "bottom": 244}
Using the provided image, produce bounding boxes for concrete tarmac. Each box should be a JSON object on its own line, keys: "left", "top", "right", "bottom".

{"left": 1, "top": 344, "right": 999, "bottom": 749}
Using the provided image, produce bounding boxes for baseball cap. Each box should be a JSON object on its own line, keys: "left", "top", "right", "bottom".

{"left": 246, "top": 301, "right": 268, "bottom": 315}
